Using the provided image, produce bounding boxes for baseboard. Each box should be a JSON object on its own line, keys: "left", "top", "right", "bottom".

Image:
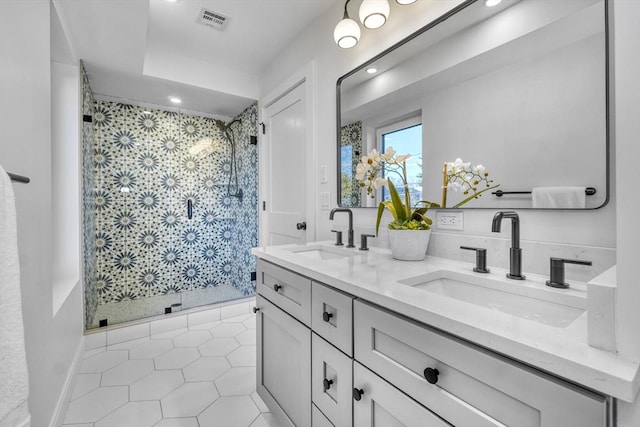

{"left": 49, "top": 336, "right": 84, "bottom": 427}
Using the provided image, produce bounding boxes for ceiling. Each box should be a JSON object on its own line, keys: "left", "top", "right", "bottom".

{"left": 53, "top": 0, "right": 340, "bottom": 118}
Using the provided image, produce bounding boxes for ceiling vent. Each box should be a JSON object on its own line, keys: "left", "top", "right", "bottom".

{"left": 197, "top": 8, "right": 229, "bottom": 30}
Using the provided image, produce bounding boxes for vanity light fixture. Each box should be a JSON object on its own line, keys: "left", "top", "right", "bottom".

{"left": 359, "top": 0, "right": 390, "bottom": 29}
{"left": 334, "top": 0, "right": 361, "bottom": 49}
{"left": 168, "top": 96, "right": 182, "bottom": 104}
{"left": 395, "top": 0, "right": 417, "bottom": 4}
{"left": 484, "top": 0, "right": 502, "bottom": 7}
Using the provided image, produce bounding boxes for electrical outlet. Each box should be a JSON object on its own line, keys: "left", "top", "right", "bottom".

{"left": 436, "top": 211, "right": 463, "bottom": 231}
{"left": 320, "top": 192, "right": 331, "bottom": 210}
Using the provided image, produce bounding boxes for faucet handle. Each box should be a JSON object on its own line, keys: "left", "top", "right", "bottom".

{"left": 460, "top": 246, "right": 490, "bottom": 273}
{"left": 331, "top": 230, "right": 343, "bottom": 246}
{"left": 359, "top": 234, "right": 376, "bottom": 251}
{"left": 546, "top": 257, "right": 592, "bottom": 289}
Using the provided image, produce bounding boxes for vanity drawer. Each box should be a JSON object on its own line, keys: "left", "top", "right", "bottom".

{"left": 354, "top": 300, "right": 607, "bottom": 427}
{"left": 312, "top": 333, "right": 352, "bottom": 427}
{"left": 311, "top": 282, "right": 354, "bottom": 356}
{"left": 257, "top": 259, "right": 311, "bottom": 326}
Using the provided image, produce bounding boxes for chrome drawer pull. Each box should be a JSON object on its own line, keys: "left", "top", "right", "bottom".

{"left": 273, "top": 284, "right": 282, "bottom": 292}
{"left": 423, "top": 367, "right": 439, "bottom": 384}
{"left": 323, "top": 378, "right": 334, "bottom": 391}
{"left": 322, "top": 311, "right": 333, "bottom": 322}
{"left": 352, "top": 388, "right": 364, "bottom": 401}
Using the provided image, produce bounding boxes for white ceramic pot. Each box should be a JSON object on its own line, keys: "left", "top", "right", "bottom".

{"left": 388, "top": 229, "right": 431, "bottom": 261}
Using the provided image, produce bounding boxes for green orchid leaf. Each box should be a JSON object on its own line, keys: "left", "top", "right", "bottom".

{"left": 387, "top": 180, "right": 408, "bottom": 221}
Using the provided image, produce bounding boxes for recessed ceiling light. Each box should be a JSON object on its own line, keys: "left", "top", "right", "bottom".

{"left": 168, "top": 96, "right": 182, "bottom": 104}
{"left": 366, "top": 67, "right": 377, "bottom": 74}
{"left": 484, "top": 0, "right": 502, "bottom": 7}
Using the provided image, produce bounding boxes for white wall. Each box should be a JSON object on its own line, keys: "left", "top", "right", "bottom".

{"left": 0, "top": 1, "right": 84, "bottom": 426}
{"left": 260, "top": 0, "right": 638, "bottom": 423}
{"left": 51, "top": 61, "right": 81, "bottom": 315}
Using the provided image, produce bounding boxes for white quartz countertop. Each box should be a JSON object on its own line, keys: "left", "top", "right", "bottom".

{"left": 252, "top": 241, "right": 639, "bottom": 402}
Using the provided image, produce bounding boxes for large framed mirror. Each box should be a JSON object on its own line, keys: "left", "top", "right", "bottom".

{"left": 337, "top": 0, "right": 609, "bottom": 209}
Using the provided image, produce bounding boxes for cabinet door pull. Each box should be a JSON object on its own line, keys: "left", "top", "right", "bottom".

{"left": 252, "top": 307, "right": 260, "bottom": 313}
{"left": 322, "top": 311, "right": 333, "bottom": 322}
{"left": 423, "top": 367, "right": 440, "bottom": 384}
{"left": 353, "top": 388, "right": 364, "bottom": 401}
{"left": 323, "top": 378, "right": 334, "bottom": 391}
{"left": 273, "top": 284, "right": 282, "bottom": 292}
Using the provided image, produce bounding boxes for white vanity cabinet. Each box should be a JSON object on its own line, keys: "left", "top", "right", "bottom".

{"left": 256, "top": 295, "right": 311, "bottom": 427}
{"left": 353, "top": 300, "right": 609, "bottom": 427}
{"left": 255, "top": 259, "right": 611, "bottom": 427}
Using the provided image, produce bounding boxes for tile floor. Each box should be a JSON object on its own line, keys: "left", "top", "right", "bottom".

{"left": 62, "top": 312, "right": 283, "bottom": 427}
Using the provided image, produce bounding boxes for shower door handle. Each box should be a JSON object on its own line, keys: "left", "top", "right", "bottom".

{"left": 187, "top": 200, "right": 193, "bottom": 219}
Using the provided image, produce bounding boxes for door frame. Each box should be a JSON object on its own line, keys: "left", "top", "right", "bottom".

{"left": 259, "top": 61, "right": 317, "bottom": 246}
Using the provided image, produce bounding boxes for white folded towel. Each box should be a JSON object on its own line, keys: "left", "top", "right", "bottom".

{"left": 0, "top": 164, "right": 31, "bottom": 427}
{"left": 532, "top": 186, "right": 586, "bottom": 209}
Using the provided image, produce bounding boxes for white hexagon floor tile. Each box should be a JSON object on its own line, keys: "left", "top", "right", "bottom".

{"left": 101, "top": 359, "right": 155, "bottom": 386}
{"left": 227, "top": 345, "right": 256, "bottom": 367}
{"left": 211, "top": 322, "right": 246, "bottom": 338}
{"left": 242, "top": 316, "right": 256, "bottom": 329}
{"left": 130, "top": 370, "right": 184, "bottom": 401}
{"left": 78, "top": 349, "right": 128, "bottom": 373}
{"left": 222, "top": 313, "right": 252, "bottom": 323}
{"left": 95, "top": 401, "right": 162, "bottom": 427}
{"left": 198, "top": 396, "right": 260, "bottom": 427}
{"left": 129, "top": 338, "right": 173, "bottom": 359}
{"left": 199, "top": 337, "right": 240, "bottom": 356}
{"left": 154, "top": 347, "right": 200, "bottom": 370}
{"left": 64, "top": 386, "right": 128, "bottom": 424}
{"left": 153, "top": 418, "right": 200, "bottom": 427}
{"left": 235, "top": 328, "right": 256, "bottom": 345}
{"left": 70, "top": 373, "right": 101, "bottom": 400}
{"left": 160, "top": 381, "right": 220, "bottom": 418}
{"left": 215, "top": 367, "right": 257, "bottom": 396}
{"left": 173, "top": 330, "right": 212, "bottom": 347}
{"left": 183, "top": 356, "right": 231, "bottom": 382}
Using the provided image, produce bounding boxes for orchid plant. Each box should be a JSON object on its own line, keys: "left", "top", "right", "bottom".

{"left": 355, "top": 147, "right": 436, "bottom": 235}
{"left": 438, "top": 158, "right": 499, "bottom": 208}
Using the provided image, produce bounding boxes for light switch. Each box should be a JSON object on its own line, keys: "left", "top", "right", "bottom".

{"left": 320, "top": 165, "right": 328, "bottom": 184}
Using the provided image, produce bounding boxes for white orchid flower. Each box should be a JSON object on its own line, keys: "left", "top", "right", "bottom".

{"left": 372, "top": 177, "right": 387, "bottom": 190}
{"left": 382, "top": 147, "right": 396, "bottom": 161}
{"left": 395, "top": 154, "right": 412, "bottom": 164}
{"left": 473, "top": 164, "right": 486, "bottom": 175}
{"left": 355, "top": 163, "right": 368, "bottom": 180}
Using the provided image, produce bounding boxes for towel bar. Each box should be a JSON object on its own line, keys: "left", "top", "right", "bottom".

{"left": 492, "top": 187, "right": 595, "bottom": 197}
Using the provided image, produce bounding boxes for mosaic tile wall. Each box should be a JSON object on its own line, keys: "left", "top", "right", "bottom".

{"left": 340, "top": 120, "right": 362, "bottom": 207}
{"left": 88, "top": 100, "right": 258, "bottom": 326}
{"left": 81, "top": 62, "right": 98, "bottom": 328}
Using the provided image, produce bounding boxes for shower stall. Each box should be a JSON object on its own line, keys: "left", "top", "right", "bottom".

{"left": 82, "top": 70, "right": 258, "bottom": 329}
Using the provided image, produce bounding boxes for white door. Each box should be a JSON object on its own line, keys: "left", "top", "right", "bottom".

{"left": 262, "top": 82, "right": 310, "bottom": 246}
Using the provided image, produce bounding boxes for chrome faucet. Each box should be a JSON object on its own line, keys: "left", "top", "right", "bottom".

{"left": 491, "top": 211, "right": 525, "bottom": 280}
{"left": 329, "top": 208, "right": 355, "bottom": 248}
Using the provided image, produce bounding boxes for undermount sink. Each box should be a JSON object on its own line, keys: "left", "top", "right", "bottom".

{"left": 399, "top": 270, "right": 585, "bottom": 328}
{"left": 286, "top": 245, "right": 358, "bottom": 261}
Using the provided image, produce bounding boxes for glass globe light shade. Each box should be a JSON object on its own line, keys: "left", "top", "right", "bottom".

{"left": 396, "top": 0, "right": 417, "bottom": 4}
{"left": 334, "top": 17, "right": 361, "bottom": 48}
{"left": 359, "top": 0, "right": 390, "bottom": 29}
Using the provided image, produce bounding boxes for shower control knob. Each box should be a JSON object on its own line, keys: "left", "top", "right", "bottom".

{"left": 296, "top": 222, "right": 307, "bottom": 230}
{"left": 423, "top": 367, "right": 439, "bottom": 384}
{"left": 273, "top": 284, "right": 282, "bottom": 292}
